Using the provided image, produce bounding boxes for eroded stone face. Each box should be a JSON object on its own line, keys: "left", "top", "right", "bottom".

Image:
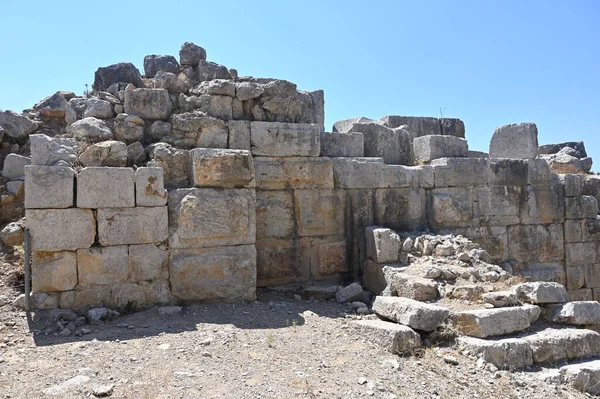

{"left": 97, "top": 207, "right": 168, "bottom": 246}
{"left": 191, "top": 148, "right": 254, "bottom": 188}
{"left": 250, "top": 122, "right": 320, "bottom": 157}
{"left": 26, "top": 209, "right": 96, "bottom": 251}
{"left": 77, "top": 167, "right": 135, "bottom": 208}
{"left": 77, "top": 246, "right": 129, "bottom": 286}
{"left": 124, "top": 88, "right": 172, "bottom": 120}
{"left": 32, "top": 251, "right": 78, "bottom": 291}
{"left": 135, "top": 167, "right": 168, "bottom": 207}
{"left": 25, "top": 166, "right": 75, "bottom": 209}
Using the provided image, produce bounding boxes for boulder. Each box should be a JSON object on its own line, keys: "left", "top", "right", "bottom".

{"left": 541, "top": 147, "right": 593, "bottom": 174}
{"left": 413, "top": 135, "right": 468, "bottom": 162}
{"left": 79, "top": 140, "right": 128, "bottom": 167}
{"left": 33, "top": 93, "right": 68, "bottom": 118}
{"left": 235, "top": 81, "right": 264, "bottom": 101}
{"left": 65, "top": 117, "right": 113, "bottom": 142}
{"left": 372, "top": 296, "right": 449, "bottom": 332}
{"left": 124, "top": 88, "right": 172, "bottom": 120}
{"left": 179, "top": 42, "right": 207, "bottom": 67}
{"left": 65, "top": 97, "right": 88, "bottom": 124}
{"left": 144, "top": 55, "right": 180, "bottom": 78}
{"left": 149, "top": 121, "right": 172, "bottom": 142}
{"left": 93, "top": 62, "right": 145, "bottom": 92}
{"left": 153, "top": 71, "right": 192, "bottom": 94}
{"left": 25, "top": 166, "right": 75, "bottom": 209}
{"left": 83, "top": 98, "right": 114, "bottom": 119}
{"left": 457, "top": 337, "right": 533, "bottom": 370}
{"left": 365, "top": 226, "right": 401, "bottom": 263}
{"left": 2, "top": 153, "right": 31, "bottom": 179}
{"left": 489, "top": 123, "right": 538, "bottom": 159}
{"left": 30, "top": 134, "right": 77, "bottom": 166}
{"left": 335, "top": 282, "right": 364, "bottom": 303}
{"left": 0, "top": 110, "right": 39, "bottom": 138}
{"left": 545, "top": 302, "right": 600, "bottom": 325}
{"left": 0, "top": 222, "right": 24, "bottom": 246}
{"left": 191, "top": 148, "right": 254, "bottom": 188}
{"left": 197, "top": 61, "right": 232, "bottom": 83}
{"left": 114, "top": 113, "right": 145, "bottom": 144}
{"left": 352, "top": 319, "right": 421, "bottom": 355}
{"left": 514, "top": 282, "right": 568, "bottom": 304}
{"left": 539, "top": 141, "right": 587, "bottom": 158}
{"left": 450, "top": 307, "right": 533, "bottom": 338}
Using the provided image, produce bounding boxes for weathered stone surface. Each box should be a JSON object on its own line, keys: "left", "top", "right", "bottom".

{"left": 191, "top": 148, "right": 254, "bottom": 188}
{"left": 561, "top": 360, "right": 600, "bottom": 396}
{"left": 66, "top": 117, "right": 113, "bottom": 142}
{"left": 148, "top": 120, "right": 172, "bottom": 142}
{"left": 539, "top": 141, "right": 587, "bottom": 158}
{"left": 450, "top": 307, "right": 532, "bottom": 338}
{"left": 77, "top": 167, "right": 135, "bottom": 208}
{"left": 124, "top": 88, "right": 172, "bottom": 120}
{"left": 127, "top": 140, "right": 147, "bottom": 166}
{"left": 196, "top": 61, "right": 232, "bottom": 83}
{"left": 565, "top": 196, "right": 598, "bottom": 219}
{"left": 250, "top": 122, "right": 320, "bottom": 157}
{"left": 228, "top": 120, "right": 251, "bottom": 150}
{"left": 254, "top": 157, "right": 333, "bottom": 190}
{"left": 565, "top": 242, "right": 597, "bottom": 266}
{"left": 545, "top": 302, "right": 600, "bottom": 325}
{"left": 114, "top": 113, "right": 145, "bottom": 144}
{"left": 147, "top": 143, "right": 191, "bottom": 188}
{"left": 520, "top": 185, "right": 565, "bottom": 225}
{"left": 79, "top": 140, "right": 127, "bottom": 167}
{"left": 348, "top": 122, "right": 410, "bottom": 165}
{"left": 0, "top": 110, "right": 39, "bottom": 138}
{"left": 430, "top": 187, "right": 475, "bottom": 228}
{"left": 515, "top": 282, "right": 568, "bottom": 304}
{"left": 77, "top": 246, "right": 129, "bottom": 286}
{"left": 25, "top": 166, "right": 74, "bottom": 209}
{"left": 135, "top": 167, "right": 167, "bottom": 206}
{"left": 335, "top": 282, "right": 363, "bottom": 303}
{"left": 65, "top": 97, "right": 87, "bottom": 124}
{"left": 153, "top": 70, "right": 191, "bottom": 95}
{"left": 0, "top": 222, "right": 23, "bottom": 246}
{"left": 475, "top": 186, "right": 521, "bottom": 225}
{"left": 235, "top": 81, "right": 264, "bottom": 101}
{"left": 567, "top": 265, "right": 585, "bottom": 290}
{"left": 332, "top": 117, "right": 375, "bottom": 133}
{"left": 481, "top": 291, "right": 519, "bottom": 308}
{"left": 586, "top": 264, "right": 600, "bottom": 288}
{"left": 170, "top": 112, "right": 228, "bottom": 149}
{"left": 320, "top": 131, "right": 364, "bottom": 157}
{"left": 457, "top": 337, "right": 533, "bottom": 370}
{"left": 518, "top": 263, "right": 567, "bottom": 287}
{"left": 294, "top": 189, "right": 345, "bottom": 237}
{"left": 168, "top": 188, "right": 256, "bottom": 248}
{"left": 560, "top": 174, "right": 584, "bottom": 197}
{"left": 372, "top": 296, "right": 449, "bottom": 332}
{"left": 380, "top": 165, "right": 417, "bottom": 188}
{"left": 521, "top": 304, "right": 542, "bottom": 323}
{"left": 380, "top": 116, "right": 446, "bottom": 137}
{"left": 386, "top": 273, "right": 439, "bottom": 301}
{"left": 569, "top": 288, "right": 593, "bottom": 301}
{"left": 97, "top": 207, "right": 168, "bottom": 246}
{"left": 523, "top": 328, "right": 600, "bottom": 364}
{"left": 527, "top": 158, "right": 553, "bottom": 186}
{"left": 301, "top": 236, "right": 347, "bottom": 277}
{"left": 332, "top": 157, "right": 383, "bottom": 189}
{"left": 193, "top": 79, "right": 236, "bottom": 97}
{"left": 374, "top": 188, "right": 426, "bottom": 231}
{"left": 30, "top": 134, "right": 77, "bottom": 166}
{"left": 353, "top": 319, "right": 421, "bottom": 355}
{"left": 26, "top": 209, "right": 95, "bottom": 251}
{"left": 432, "top": 158, "right": 488, "bottom": 187}
{"left": 366, "top": 226, "right": 401, "bottom": 263}
{"left": 32, "top": 251, "right": 77, "bottom": 291}
{"left": 256, "top": 191, "right": 294, "bottom": 238}
{"left": 256, "top": 238, "right": 306, "bottom": 286}
{"left": 541, "top": 147, "right": 593, "bottom": 174}
{"left": 34, "top": 93, "right": 69, "bottom": 118}
{"left": 93, "top": 62, "right": 145, "bottom": 92}
{"left": 486, "top": 159, "right": 528, "bottom": 186}
{"left": 363, "top": 260, "right": 397, "bottom": 295}
{"left": 83, "top": 98, "right": 114, "bottom": 119}
{"left": 170, "top": 245, "right": 256, "bottom": 301}
{"left": 144, "top": 55, "right": 180, "bottom": 78}
{"left": 128, "top": 244, "right": 168, "bottom": 283}
{"left": 507, "top": 224, "right": 564, "bottom": 264}
{"left": 489, "top": 123, "right": 538, "bottom": 159}
{"left": 413, "top": 135, "right": 468, "bottom": 162}
{"left": 179, "top": 42, "right": 207, "bottom": 67}
{"left": 2, "top": 153, "right": 31, "bottom": 179}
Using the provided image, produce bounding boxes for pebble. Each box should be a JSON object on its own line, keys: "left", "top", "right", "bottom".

{"left": 358, "top": 377, "right": 367, "bottom": 385}
{"left": 201, "top": 351, "right": 212, "bottom": 358}
{"left": 199, "top": 338, "right": 213, "bottom": 346}
{"left": 443, "top": 355, "right": 459, "bottom": 365}
{"left": 92, "top": 383, "right": 115, "bottom": 397}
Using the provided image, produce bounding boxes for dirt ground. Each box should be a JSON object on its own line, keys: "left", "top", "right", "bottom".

{"left": 0, "top": 250, "right": 590, "bottom": 399}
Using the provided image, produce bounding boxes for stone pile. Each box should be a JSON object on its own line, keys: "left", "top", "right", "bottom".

{"left": 539, "top": 141, "right": 593, "bottom": 174}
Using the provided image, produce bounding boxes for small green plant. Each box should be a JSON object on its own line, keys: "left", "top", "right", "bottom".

{"left": 266, "top": 332, "right": 275, "bottom": 348}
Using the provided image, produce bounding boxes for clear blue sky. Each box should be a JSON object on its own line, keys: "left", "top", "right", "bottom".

{"left": 1, "top": 1, "right": 599, "bottom": 169}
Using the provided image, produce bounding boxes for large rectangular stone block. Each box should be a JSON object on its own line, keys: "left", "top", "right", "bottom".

{"left": 170, "top": 245, "right": 256, "bottom": 301}
{"left": 564, "top": 219, "right": 583, "bottom": 243}
{"left": 430, "top": 187, "right": 474, "bottom": 228}
{"left": 567, "top": 265, "right": 585, "bottom": 290}
{"left": 349, "top": 123, "right": 411, "bottom": 165}
{"left": 489, "top": 123, "right": 538, "bottom": 159}
{"left": 77, "top": 167, "right": 135, "bottom": 208}
{"left": 77, "top": 246, "right": 129, "bottom": 286}
{"left": 587, "top": 264, "right": 600, "bottom": 288}
{"left": 32, "top": 251, "right": 78, "bottom": 292}
{"left": 475, "top": 186, "right": 521, "bottom": 225}
{"left": 566, "top": 242, "right": 597, "bottom": 266}
{"left": 254, "top": 157, "right": 333, "bottom": 190}
{"left": 300, "top": 236, "right": 348, "bottom": 278}
{"left": 97, "top": 207, "right": 168, "bottom": 246}
{"left": 507, "top": 224, "right": 564, "bottom": 264}
{"left": 527, "top": 159, "right": 553, "bottom": 186}
{"left": 168, "top": 188, "right": 256, "bottom": 248}
{"left": 147, "top": 143, "right": 191, "bottom": 189}
{"left": 191, "top": 148, "right": 254, "bottom": 188}
{"left": 320, "top": 131, "right": 364, "bottom": 157}
{"left": 256, "top": 190, "right": 294, "bottom": 239}
{"left": 24, "top": 165, "right": 75, "bottom": 209}
{"left": 250, "top": 122, "right": 320, "bottom": 157}
{"left": 124, "top": 88, "right": 172, "bottom": 120}
{"left": 413, "top": 135, "right": 468, "bottom": 162}
{"left": 431, "top": 158, "right": 488, "bottom": 187}
{"left": 518, "top": 263, "right": 566, "bottom": 286}
{"left": 381, "top": 165, "right": 417, "bottom": 188}
{"left": 560, "top": 174, "right": 584, "bottom": 197}
{"left": 228, "top": 120, "right": 251, "bottom": 150}
{"left": 520, "top": 185, "right": 565, "bottom": 225}
{"left": 374, "top": 188, "right": 426, "bottom": 231}
{"left": 379, "top": 116, "right": 443, "bottom": 137}
{"left": 294, "top": 189, "right": 345, "bottom": 237}
{"left": 27, "top": 209, "right": 96, "bottom": 251}
{"left": 332, "top": 157, "right": 383, "bottom": 189}
{"left": 128, "top": 244, "right": 169, "bottom": 283}
{"left": 256, "top": 238, "right": 307, "bottom": 286}
{"left": 135, "top": 167, "right": 168, "bottom": 206}
{"left": 487, "top": 159, "right": 529, "bottom": 186}
{"left": 566, "top": 196, "right": 598, "bottom": 219}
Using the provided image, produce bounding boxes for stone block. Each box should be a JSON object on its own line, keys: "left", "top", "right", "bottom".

{"left": 250, "top": 122, "right": 320, "bottom": 157}
{"left": 366, "top": 226, "right": 401, "bottom": 263}
{"left": 386, "top": 273, "right": 439, "bottom": 301}
{"left": 527, "top": 159, "right": 553, "bottom": 186}
{"left": 560, "top": 174, "right": 584, "bottom": 197}
{"left": 564, "top": 220, "right": 583, "bottom": 243}
{"left": 585, "top": 264, "right": 600, "bottom": 288}
{"left": 27, "top": 209, "right": 96, "bottom": 251}
{"left": 97, "top": 207, "right": 168, "bottom": 246}
{"left": 507, "top": 224, "right": 564, "bottom": 264}
{"left": 413, "top": 135, "right": 468, "bottom": 162}
{"left": 255, "top": 191, "right": 294, "bottom": 238}
{"left": 256, "top": 238, "right": 307, "bottom": 286}
{"left": 431, "top": 158, "right": 488, "bottom": 187}
{"left": 294, "top": 189, "right": 345, "bottom": 236}
{"left": 372, "top": 296, "right": 449, "bottom": 332}
{"left": 430, "top": 187, "right": 474, "bottom": 228}
{"left": 584, "top": 175, "right": 600, "bottom": 203}
{"left": 560, "top": 360, "right": 600, "bottom": 396}
{"left": 24, "top": 165, "right": 74, "bottom": 209}
{"left": 332, "top": 157, "right": 383, "bottom": 189}
{"left": 77, "top": 167, "right": 135, "bottom": 208}
{"left": 481, "top": 291, "right": 519, "bottom": 308}
{"left": 524, "top": 328, "right": 600, "bottom": 365}
{"left": 147, "top": 143, "right": 191, "bottom": 189}
{"left": 352, "top": 320, "right": 421, "bottom": 355}
{"left": 566, "top": 196, "right": 598, "bottom": 219}
{"left": 128, "top": 244, "right": 169, "bottom": 283}
{"left": 451, "top": 307, "right": 532, "bottom": 338}
{"left": 520, "top": 185, "right": 565, "bottom": 224}
{"left": 566, "top": 242, "right": 597, "bottom": 266}
{"left": 31, "top": 251, "right": 77, "bottom": 292}
{"left": 514, "top": 282, "right": 568, "bottom": 304}
{"left": 379, "top": 116, "right": 443, "bottom": 137}
{"left": 135, "top": 167, "right": 168, "bottom": 206}
{"left": 489, "top": 123, "right": 538, "bottom": 159}
{"left": 374, "top": 188, "right": 426, "bottom": 231}
{"left": 30, "top": 134, "right": 78, "bottom": 166}
{"left": 191, "top": 148, "right": 254, "bottom": 188}
{"left": 79, "top": 140, "right": 128, "bottom": 167}
{"left": 124, "top": 88, "right": 172, "bottom": 120}
{"left": 348, "top": 123, "right": 411, "bottom": 164}
{"left": 345, "top": 189, "right": 375, "bottom": 280}
{"left": 583, "top": 218, "right": 600, "bottom": 241}
{"left": 413, "top": 165, "right": 434, "bottom": 188}
{"left": 77, "top": 246, "right": 129, "bottom": 286}
{"left": 170, "top": 112, "right": 228, "bottom": 149}
{"left": 335, "top": 282, "right": 364, "bottom": 303}
{"left": 362, "top": 259, "right": 393, "bottom": 295}
{"left": 545, "top": 302, "right": 600, "bottom": 325}
{"left": 569, "top": 288, "right": 593, "bottom": 302}
{"left": 2, "top": 153, "right": 31, "bottom": 179}
{"left": 456, "top": 226, "right": 508, "bottom": 263}
{"left": 320, "top": 131, "right": 364, "bottom": 157}
{"left": 228, "top": 120, "right": 251, "bottom": 150}
{"left": 170, "top": 245, "right": 256, "bottom": 302}
{"left": 487, "top": 159, "right": 528, "bottom": 186}
{"left": 567, "top": 265, "right": 586, "bottom": 290}
{"left": 254, "top": 157, "right": 333, "bottom": 190}
{"left": 518, "top": 263, "right": 567, "bottom": 286}
{"left": 168, "top": 188, "right": 256, "bottom": 248}
{"left": 475, "top": 186, "right": 521, "bottom": 225}
{"left": 380, "top": 165, "right": 417, "bottom": 188}
{"left": 457, "top": 337, "right": 533, "bottom": 370}
{"left": 300, "top": 236, "right": 348, "bottom": 278}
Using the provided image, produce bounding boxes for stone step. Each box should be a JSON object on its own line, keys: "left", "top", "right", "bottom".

{"left": 514, "top": 282, "right": 568, "bottom": 304}
{"left": 372, "top": 296, "right": 449, "bottom": 332}
{"left": 544, "top": 301, "right": 600, "bottom": 325}
{"left": 558, "top": 359, "right": 600, "bottom": 395}
{"left": 450, "top": 305, "right": 540, "bottom": 338}
{"left": 352, "top": 319, "right": 421, "bottom": 355}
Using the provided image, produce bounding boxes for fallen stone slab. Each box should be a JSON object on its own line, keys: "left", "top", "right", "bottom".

{"left": 30, "top": 134, "right": 78, "bottom": 166}
{"left": 303, "top": 285, "right": 340, "bottom": 300}
{"left": 2, "top": 153, "right": 31, "bottom": 180}
{"left": 450, "top": 307, "right": 533, "bottom": 338}
{"left": 353, "top": 319, "right": 421, "bottom": 355}
{"left": 561, "top": 359, "right": 600, "bottom": 396}
{"left": 481, "top": 291, "right": 519, "bottom": 308}
{"left": 386, "top": 273, "right": 439, "bottom": 302}
{"left": 545, "top": 301, "right": 600, "bottom": 325}
{"left": 523, "top": 327, "right": 600, "bottom": 364}
{"left": 514, "top": 282, "right": 568, "bottom": 304}
{"left": 335, "top": 282, "right": 363, "bottom": 303}
{"left": 372, "top": 296, "right": 449, "bottom": 332}
{"left": 457, "top": 336, "right": 533, "bottom": 370}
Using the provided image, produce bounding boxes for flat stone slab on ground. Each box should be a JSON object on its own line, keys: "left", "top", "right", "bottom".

{"left": 450, "top": 307, "right": 534, "bottom": 338}
{"left": 352, "top": 319, "right": 421, "bottom": 355}
{"left": 335, "top": 283, "right": 363, "bottom": 303}
{"left": 372, "top": 296, "right": 449, "bottom": 332}
{"left": 523, "top": 327, "right": 600, "bottom": 364}
{"left": 457, "top": 336, "right": 533, "bottom": 370}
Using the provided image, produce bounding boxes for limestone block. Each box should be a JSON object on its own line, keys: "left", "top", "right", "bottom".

{"left": 30, "top": 134, "right": 78, "bottom": 166}
{"left": 84, "top": 98, "right": 114, "bottom": 119}
{"left": 128, "top": 244, "right": 168, "bottom": 283}
{"left": 27, "top": 209, "right": 95, "bottom": 251}
{"left": 114, "top": 114, "right": 144, "bottom": 144}
{"left": 346, "top": 189, "right": 375, "bottom": 279}
{"left": 256, "top": 191, "right": 294, "bottom": 238}
{"left": 514, "top": 282, "right": 568, "bottom": 304}
{"left": 124, "top": 88, "right": 172, "bottom": 120}
{"left": 487, "top": 159, "right": 528, "bottom": 186}
{"left": 518, "top": 263, "right": 566, "bottom": 287}
{"left": 332, "top": 157, "right": 383, "bottom": 189}
{"left": 481, "top": 291, "right": 519, "bottom": 308}
{"left": 366, "top": 226, "right": 401, "bottom": 263}
{"left": 77, "top": 167, "right": 135, "bottom": 208}
{"left": 191, "top": 148, "right": 254, "bottom": 188}
{"left": 560, "top": 174, "right": 584, "bottom": 197}
{"left": 413, "top": 135, "right": 468, "bottom": 162}
{"left": 79, "top": 140, "right": 128, "bottom": 167}
{"left": 97, "top": 207, "right": 168, "bottom": 246}
{"left": 430, "top": 187, "right": 475, "bottom": 228}
{"left": 584, "top": 175, "right": 600, "bottom": 203}
{"left": 507, "top": 224, "right": 564, "bottom": 264}
{"left": 585, "top": 264, "right": 600, "bottom": 288}
{"left": 475, "top": 186, "right": 521, "bottom": 225}
{"left": 168, "top": 188, "right": 256, "bottom": 248}
{"left": 414, "top": 165, "right": 434, "bottom": 188}
{"left": 347, "top": 123, "right": 411, "bottom": 165}
{"left": 294, "top": 189, "right": 345, "bottom": 236}
{"left": 2, "top": 154, "right": 31, "bottom": 180}
{"left": 561, "top": 360, "right": 600, "bottom": 396}
{"left": 254, "top": 157, "right": 333, "bottom": 190}
{"left": 149, "top": 120, "right": 171, "bottom": 142}
{"left": 0, "top": 110, "right": 39, "bottom": 138}
{"left": 583, "top": 218, "right": 600, "bottom": 241}
{"left": 107, "top": 283, "right": 149, "bottom": 310}
{"left": 385, "top": 272, "right": 439, "bottom": 301}
{"left": 24, "top": 165, "right": 74, "bottom": 209}
{"left": 372, "top": 296, "right": 449, "bottom": 332}
{"left": 567, "top": 265, "right": 586, "bottom": 290}
{"left": 451, "top": 307, "right": 532, "bottom": 338}
{"left": 170, "top": 245, "right": 256, "bottom": 302}
{"left": 66, "top": 117, "right": 113, "bottom": 142}
{"left": 362, "top": 259, "right": 393, "bottom": 295}
{"left": 77, "top": 246, "right": 129, "bottom": 286}
{"left": 32, "top": 251, "right": 77, "bottom": 291}
{"left": 170, "top": 112, "right": 228, "bottom": 149}
{"left": 0, "top": 222, "right": 23, "bottom": 246}
{"left": 545, "top": 302, "right": 600, "bottom": 325}
{"left": 527, "top": 158, "right": 553, "bottom": 186}
{"left": 520, "top": 185, "right": 565, "bottom": 225}
{"left": 147, "top": 143, "right": 191, "bottom": 189}
{"left": 352, "top": 320, "right": 421, "bottom": 355}
{"left": 195, "top": 94, "right": 233, "bottom": 121}
{"left": 374, "top": 188, "right": 426, "bottom": 231}
{"left": 332, "top": 116, "right": 376, "bottom": 133}
{"left": 431, "top": 158, "right": 488, "bottom": 187}
{"left": 524, "top": 328, "right": 600, "bottom": 364}
{"left": 566, "top": 242, "right": 597, "bottom": 266}
{"left": 256, "top": 238, "right": 306, "bottom": 286}
{"left": 456, "top": 337, "right": 533, "bottom": 370}
{"left": 135, "top": 167, "right": 168, "bottom": 206}
{"left": 250, "top": 122, "right": 320, "bottom": 157}
{"left": 320, "top": 132, "right": 364, "bottom": 157}
{"left": 379, "top": 116, "right": 444, "bottom": 137}
{"left": 228, "top": 120, "right": 251, "bottom": 150}
{"left": 565, "top": 196, "right": 598, "bottom": 219}
{"left": 300, "top": 236, "right": 348, "bottom": 278}
{"left": 569, "top": 288, "right": 593, "bottom": 301}
{"left": 380, "top": 165, "right": 417, "bottom": 188}
{"left": 334, "top": 283, "right": 363, "bottom": 303}
{"left": 564, "top": 220, "right": 583, "bottom": 243}
{"left": 489, "top": 123, "right": 538, "bottom": 159}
